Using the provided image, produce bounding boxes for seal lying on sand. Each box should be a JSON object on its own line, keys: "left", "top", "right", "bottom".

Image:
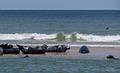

{"left": 42, "top": 44, "right": 70, "bottom": 52}
{"left": 17, "top": 45, "right": 45, "bottom": 54}
{"left": 79, "top": 45, "right": 90, "bottom": 54}
{"left": 0, "top": 44, "right": 20, "bottom": 54}
{"left": 17, "top": 44, "right": 70, "bottom": 53}
{"left": 0, "top": 43, "right": 13, "bottom": 49}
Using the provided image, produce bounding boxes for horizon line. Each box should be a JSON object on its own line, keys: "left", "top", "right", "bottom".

{"left": 0, "top": 9, "right": 120, "bottom": 11}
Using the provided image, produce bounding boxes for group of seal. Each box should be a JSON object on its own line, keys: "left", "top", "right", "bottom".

{"left": 0, "top": 43, "right": 70, "bottom": 55}
{"left": 0, "top": 44, "right": 118, "bottom": 60}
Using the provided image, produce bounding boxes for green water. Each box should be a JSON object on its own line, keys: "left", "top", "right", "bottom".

{"left": 0, "top": 56, "right": 120, "bottom": 73}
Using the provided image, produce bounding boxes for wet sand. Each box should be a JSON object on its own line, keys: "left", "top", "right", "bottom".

{"left": 44, "top": 46, "right": 120, "bottom": 59}
{"left": 1, "top": 46, "right": 120, "bottom": 60}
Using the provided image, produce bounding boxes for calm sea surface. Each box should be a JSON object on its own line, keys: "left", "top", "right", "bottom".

{"left": 0, "top": 56, "right": 120, "bottom": 73}
{"left": 0, "top": 10, "right": 120, "bottom": 34}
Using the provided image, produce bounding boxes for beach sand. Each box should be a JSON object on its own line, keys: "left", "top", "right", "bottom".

{"left": 43, "top": 46, "right": 120, "bottom": 59}
{"left": 1, "top": 46, "right": 120, "bottom": 60}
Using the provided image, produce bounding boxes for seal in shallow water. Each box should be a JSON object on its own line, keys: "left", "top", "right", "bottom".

{"left": 106, "top": 55, "right": 115, "bottom": 59}
{"left": 24, "top": 55, "right": 30, "bottom": 58}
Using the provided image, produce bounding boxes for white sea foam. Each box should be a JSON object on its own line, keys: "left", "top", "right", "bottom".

{"left": 0, "top": 33, "right": 120, "bottom": 42}
{"left": 76, "top": 33, "right": 120, "bottom": 42}
{"left": 0, "top": 33, "right": 56, "bottom": 40}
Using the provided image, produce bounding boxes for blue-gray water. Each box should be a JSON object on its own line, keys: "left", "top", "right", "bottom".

{"left": 0, "top": 10, "right": 120, "bottom": 42}
{"left": 0, "top": 10, "right": 120, "bottom": 34}
{"left": 0, "top": 56, "right": 120, "bottom": 73}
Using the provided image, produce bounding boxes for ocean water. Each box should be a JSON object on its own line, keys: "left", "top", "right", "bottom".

{"left": 0, "top": 56, "right": 120, "bottom": 73}
{"left": 0, "top": 10, "right": 120, "bottom": 43}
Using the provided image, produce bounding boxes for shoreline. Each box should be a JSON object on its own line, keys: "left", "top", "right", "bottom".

{"left": 1, "top": 46, "right": 120, "bottom": 60}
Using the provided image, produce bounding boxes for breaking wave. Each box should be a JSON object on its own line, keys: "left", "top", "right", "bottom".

{"left": 0, "top": 33, "right": 120, "bottom": 42}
